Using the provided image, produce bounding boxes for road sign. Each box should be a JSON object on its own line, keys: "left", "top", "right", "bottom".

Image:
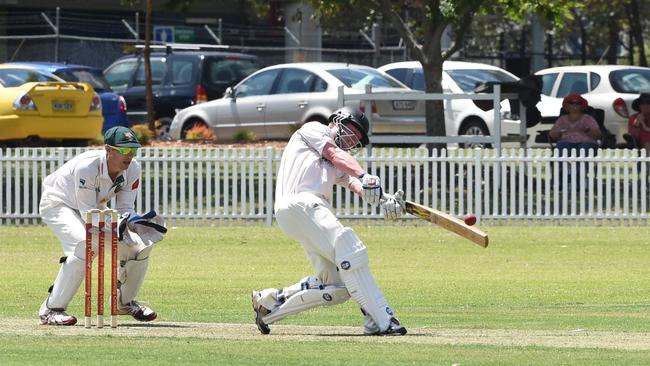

{"left": 174, "top": 26, "right": 195, "bottom": 43}
{"left": 154, "top": 26, "right": 174, "bottom": 43}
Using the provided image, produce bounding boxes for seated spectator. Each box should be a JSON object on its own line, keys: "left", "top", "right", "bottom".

{"left": 628, "top": 93, "right": 650, "bottom": 151}
{"left": 549, "top": 93, "right": 601, "bottom": 154}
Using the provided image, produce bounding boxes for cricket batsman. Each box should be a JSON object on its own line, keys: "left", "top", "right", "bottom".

{"left": 252, "top": 107, "right": 406, "bottom": 336}
{"left": 38, "top": 126, "right": 166, "bottom": 325}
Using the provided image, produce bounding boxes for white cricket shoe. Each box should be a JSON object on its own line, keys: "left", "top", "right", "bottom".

{"left": 251, "top": 291, "right": 271, "bottom": 334}
{"left": 118, "top": 300, "right": 157, "bottom": 321}
{"left": 40, "top": 308, "right": 77, "bottom": 326}
{"left": 361, "top": 308, "right": 407, "bottom": 336}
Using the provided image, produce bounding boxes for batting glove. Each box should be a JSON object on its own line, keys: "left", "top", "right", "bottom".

{"left": 381, "top": 190, "right": 404, "bottom": 220}
{"left": 360, "top": 173, "right": 382, "bottom": 206}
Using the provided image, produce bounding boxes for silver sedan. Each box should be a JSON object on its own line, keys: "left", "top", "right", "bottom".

{"left": 169, "top": 62, "right": 425, "bottom": 142}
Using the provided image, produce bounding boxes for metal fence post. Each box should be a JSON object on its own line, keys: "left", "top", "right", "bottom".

{"left": 266, "top": 147, "right": 274, "bottom": 226}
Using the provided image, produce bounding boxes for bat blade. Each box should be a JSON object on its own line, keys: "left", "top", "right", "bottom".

{"left": 404, "top": 200, "right": 488, "bottom": 248}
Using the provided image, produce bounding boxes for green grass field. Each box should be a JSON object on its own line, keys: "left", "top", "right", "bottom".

{"left": 1, "top": 225, "right": 649, "bottom": 365}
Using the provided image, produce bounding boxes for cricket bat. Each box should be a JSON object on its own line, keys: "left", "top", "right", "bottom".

{"left": 404, "top": 200, "right": 489, "bottom": 248}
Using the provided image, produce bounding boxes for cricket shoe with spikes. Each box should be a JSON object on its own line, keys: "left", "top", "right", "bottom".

{"left": 251, "top": 291, "right": 271, "bottom": 334}
{"left": 118, "top": 300, "right": 157, "bottom": 321}
{"left": 40, "top": 308, "right": 77, "bottom": 326}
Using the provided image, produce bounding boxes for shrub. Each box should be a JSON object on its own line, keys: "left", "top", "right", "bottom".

{"left": 130, "top": 124, "right": 155, "bottom": 145}
{"left": 185, "top": 123, "right": 215, "bottom": 141}
{"left": 232, "top": 129, "right": 257, "bottom": 143}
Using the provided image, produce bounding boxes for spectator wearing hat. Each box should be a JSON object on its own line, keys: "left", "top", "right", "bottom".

{"left": 549, "top": 93, "right": 602, "bottom": 154}
{"left": 628, "top": 93, "right": 650, "bottom": 151}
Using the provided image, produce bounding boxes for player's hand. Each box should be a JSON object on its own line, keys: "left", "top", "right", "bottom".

{"left": 360, "top": 173, "right": 382, "bottom": 206}
{"left": 381, "top": 190, "right": 404, "bottom": 220}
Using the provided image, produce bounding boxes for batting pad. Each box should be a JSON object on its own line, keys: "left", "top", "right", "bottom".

{"left": 119, "top": 258, "right": 149, "bottom": 305}
{"left": 334, "top": 228, "right": 392, "bottom": 332}
{"left": 262, "top": 286, "right": 349, "bottom": 324}
{"left": 44, "top": 255, "right": 85, "bottom": 310}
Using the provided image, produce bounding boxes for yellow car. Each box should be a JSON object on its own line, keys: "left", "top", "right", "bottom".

{"left": 0, "top": 64, "right": 103, "bottom": 145}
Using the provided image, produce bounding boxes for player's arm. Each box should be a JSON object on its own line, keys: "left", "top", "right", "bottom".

{"left": 323, "top": 142, "right": 382, "bottom": 205}
{"left": 322, "top": 141, "right": 364, "bottom": 178}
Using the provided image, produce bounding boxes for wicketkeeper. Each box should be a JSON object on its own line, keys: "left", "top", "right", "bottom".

{"left": 38, "top": 126, "right": 166, "bottom": 326}
{"left": 252, "top": 107, "right": 406, "bottom": 336}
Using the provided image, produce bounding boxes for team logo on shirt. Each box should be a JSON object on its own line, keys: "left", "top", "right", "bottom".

{"left": 78, "top": 178, "right": 95, "bottom": 191}
{"left": 112, "top": 175, "right": 125, "bottom": 193}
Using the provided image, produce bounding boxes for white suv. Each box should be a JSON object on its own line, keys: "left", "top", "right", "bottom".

{"left": 378, "top": 61, "right": 523, "bottom": 143}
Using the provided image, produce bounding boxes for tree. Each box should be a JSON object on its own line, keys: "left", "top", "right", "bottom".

{"left": 306, "top": 0, "right": 577, "bottom": 147}
{"left": 144, "top": 0, "right": 156, "bottom": 132}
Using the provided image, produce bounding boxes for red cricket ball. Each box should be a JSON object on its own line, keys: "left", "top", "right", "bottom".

{"left": 464, "top": 213, "right": 477, "bottom": 226}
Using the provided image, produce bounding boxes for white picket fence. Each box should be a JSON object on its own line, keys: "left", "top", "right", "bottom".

{"left": 1, "top": 147, "right": 649, "bottom": 225}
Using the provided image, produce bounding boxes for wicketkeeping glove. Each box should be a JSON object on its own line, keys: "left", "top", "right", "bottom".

{"left": 381, "top": 190, "right": 404, "bottom": 220}
{"left": 360, "top": 173, "right": 382, "bottom": 206}
{"left": 118, "top": 211, "right": 167, "bottom": 246}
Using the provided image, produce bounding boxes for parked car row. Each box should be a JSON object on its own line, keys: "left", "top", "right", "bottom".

{"left": 3, "top": 46, "right": 650, "bottom": 148}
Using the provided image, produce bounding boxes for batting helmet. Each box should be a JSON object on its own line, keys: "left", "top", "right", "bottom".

{"left": 328, "top": 107, "right": 370, "bottom": 146}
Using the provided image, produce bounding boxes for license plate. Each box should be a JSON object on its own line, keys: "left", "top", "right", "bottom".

{"left": 392, "top": 100, "right": 415, "bottom": 110}
{"left": 52, "top": 101, "right": 73, "bottom": 111}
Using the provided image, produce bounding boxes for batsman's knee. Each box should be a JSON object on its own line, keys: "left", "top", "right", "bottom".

{"left": 333, "top": 227, "right": 368, "bottom": 271}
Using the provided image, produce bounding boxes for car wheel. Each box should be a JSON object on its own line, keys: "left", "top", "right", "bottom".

{"left": 181, "top": 119, "right": 214, "bottom": 141}
{"left": 459, "top": 119, "right": 491, "bottom": 148}
{"left": 157, "top": 117, "right": 173, "bottom": 141}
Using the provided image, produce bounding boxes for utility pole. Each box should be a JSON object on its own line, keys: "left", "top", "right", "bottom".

{"left": 144, "top": 0, "right": 155, "bottom": 132}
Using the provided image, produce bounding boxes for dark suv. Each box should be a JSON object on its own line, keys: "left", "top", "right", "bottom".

{"left": 103, "top": 48, "right": 259, "bottom": 138}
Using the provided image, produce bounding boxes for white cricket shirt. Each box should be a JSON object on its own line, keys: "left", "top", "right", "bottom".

{"left": 274, "top": 122, "right": 353, "bottom": 211}
{"left": 40, "top": 149, "right": 140, "bottom": 220}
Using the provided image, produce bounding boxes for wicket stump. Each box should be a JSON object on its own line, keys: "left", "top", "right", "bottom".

{"left": 85, "top": 209, "right": 119, "bottom": 328}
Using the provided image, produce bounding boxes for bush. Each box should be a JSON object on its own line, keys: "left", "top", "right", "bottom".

{"left": 232, "top": 129, "right": 257, "bottom": 143}
{"left": 185, "top": 123, "right": 215, "bottom": 141}
{"left": 130, "top": 124, "right": 155, "bottom": 145}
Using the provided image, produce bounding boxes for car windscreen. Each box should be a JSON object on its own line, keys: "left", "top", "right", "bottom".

{"left": 446, "top": 69, "right": 518, "bottom": 93}
{"left": 328, "top": 67, "right": 406, "bottom": 90}
{"left": 54, "top": 69, "right": 112, "bottom": 92}
{"left": 609, "top": 69, "right": 650, "bottom": 93}
{"left": 0, "top": 69, "right": 58, "bottom": 87}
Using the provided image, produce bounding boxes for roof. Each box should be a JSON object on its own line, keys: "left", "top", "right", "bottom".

{"left": 6, "top": 62, "right": 98, "bottom": 73}
{"left": 378, "top": 60, "right": 510, "bottom": 71}
{"left": 535, "top": 65, "right": 650, "bottom": 74}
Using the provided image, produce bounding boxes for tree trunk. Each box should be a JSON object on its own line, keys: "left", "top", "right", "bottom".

{"left": 628, "top": 0, "right": 647, "bottom": 66}
{"left": 579, "top": 16, "right": 587, "bottom": 65}
{"left": 421, "top": 56, "right": 446, "bottom": 152}
{"left": 145, "top": 0, "right": 156, "bottom": 132}
{"left": 606, "top": 12, "right": 619, "bottom": 64}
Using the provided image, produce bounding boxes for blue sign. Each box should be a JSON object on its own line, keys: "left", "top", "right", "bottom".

{"left": 153, "top": 26, "right": 174, "bottom": 43}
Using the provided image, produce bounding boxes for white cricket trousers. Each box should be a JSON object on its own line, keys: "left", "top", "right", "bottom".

{"left": 40, "top": 199, "right": 86, "bottom": 257}
{"left": 275, "top": 192, "right": 346, "bottom": 286}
